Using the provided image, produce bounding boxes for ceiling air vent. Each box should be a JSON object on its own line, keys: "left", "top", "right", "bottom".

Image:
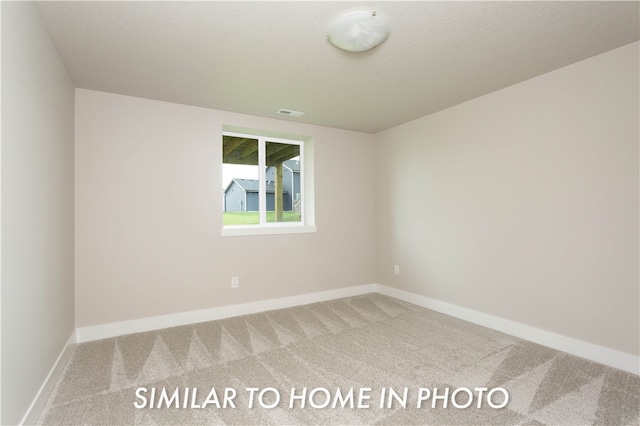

{"left": 277, "top": 109, "right": 305, "bottom": 117}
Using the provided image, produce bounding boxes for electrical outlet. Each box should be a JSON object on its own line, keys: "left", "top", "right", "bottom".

{"left": 394, "top": 265, "right": 400, "bottom": 275}
{"left": 231, "top": 276, "right": 239, "bottom": 288}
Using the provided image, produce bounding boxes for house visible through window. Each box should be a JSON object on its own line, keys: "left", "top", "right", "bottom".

{"left": 222, "top": 129, "right": 313, "bottom": 235}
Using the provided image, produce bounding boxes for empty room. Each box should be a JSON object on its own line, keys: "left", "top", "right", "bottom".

{"left": 1, "top": 1, "right": 638, "bottom": 424}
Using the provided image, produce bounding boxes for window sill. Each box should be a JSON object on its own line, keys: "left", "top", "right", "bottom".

{"left": 221, "top": 224, "right": 317, "bottom": 237}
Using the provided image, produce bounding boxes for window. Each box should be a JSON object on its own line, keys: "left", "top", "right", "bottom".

{"left": 221, "top": 128, "right": 315, "bottom": 236}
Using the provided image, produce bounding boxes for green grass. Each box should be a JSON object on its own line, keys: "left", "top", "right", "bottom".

{"left": 223, "top": 211, "right": 301, "bottom": 225}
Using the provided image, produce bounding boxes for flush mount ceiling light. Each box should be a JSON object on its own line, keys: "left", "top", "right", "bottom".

{"left": 327, "top": 11, "right": 390, "bottom": 52}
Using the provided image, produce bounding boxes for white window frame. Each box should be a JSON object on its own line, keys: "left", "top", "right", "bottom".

{"left": 221, "top": 129, "right": 316, "bottom": 237}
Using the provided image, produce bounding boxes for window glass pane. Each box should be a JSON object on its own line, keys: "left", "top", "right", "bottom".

{"left": 265, "top": 141, "right": 301, "bottom": 223}
{"left": 222, "top": 136, "right": 259, "bottom": 225}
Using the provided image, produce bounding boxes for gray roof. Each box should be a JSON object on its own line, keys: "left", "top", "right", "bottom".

{"left": 228, "top": 178, "right": 288, "bottom": 194}
{"left": 283, "top": 159, "right": 300, "bottom": 172}
{"left": 264, "top": 160, "right": 300, "bottom": 174}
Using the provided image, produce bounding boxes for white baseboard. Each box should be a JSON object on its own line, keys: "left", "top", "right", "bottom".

{"left": 375, "top": 284, "right": 639, "bottom": 376}
{"left": 22, "top": 284, "right": 637, "bottom": 424}
{"left": 73, "top": 282, "right": 638, "bottom": 375}
{"left": 20, "top": 332, "right": 76, "bottom": 425}
{"left": 76, "top": 283, "right": 378, "bottom": 343}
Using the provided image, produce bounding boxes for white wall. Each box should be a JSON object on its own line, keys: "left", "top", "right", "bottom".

{"left": 1, "top": 5, "right": 636, "bottom": 420}
{"left": 375, "top": 42, "right": 639, "bottom": 356}
{"left": 75, "top": 89, "right": 376, "bottom": 327}
{"left": 1, "top": 2, "right": 75, "bottom": 424}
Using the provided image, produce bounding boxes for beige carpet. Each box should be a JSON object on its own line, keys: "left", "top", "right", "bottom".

{"left": 38, "top": 294, "right": 639, "bottom": 425}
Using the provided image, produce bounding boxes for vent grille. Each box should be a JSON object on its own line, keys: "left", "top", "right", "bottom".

{"left": 277, "top": 109, "right": 305, "bottom": 117}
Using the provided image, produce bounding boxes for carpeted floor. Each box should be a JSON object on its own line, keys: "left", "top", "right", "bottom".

{"left": 38, "top": 293, "right": 639, "bottom": 425}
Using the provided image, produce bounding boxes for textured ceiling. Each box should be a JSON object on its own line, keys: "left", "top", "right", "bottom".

{"left": 34, "top": 1, "right": 639, "bottom": 134}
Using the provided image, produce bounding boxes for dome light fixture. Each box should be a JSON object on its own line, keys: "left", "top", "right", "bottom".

{"left": 327, "top": 11, "right": 390, "bottom": 52}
